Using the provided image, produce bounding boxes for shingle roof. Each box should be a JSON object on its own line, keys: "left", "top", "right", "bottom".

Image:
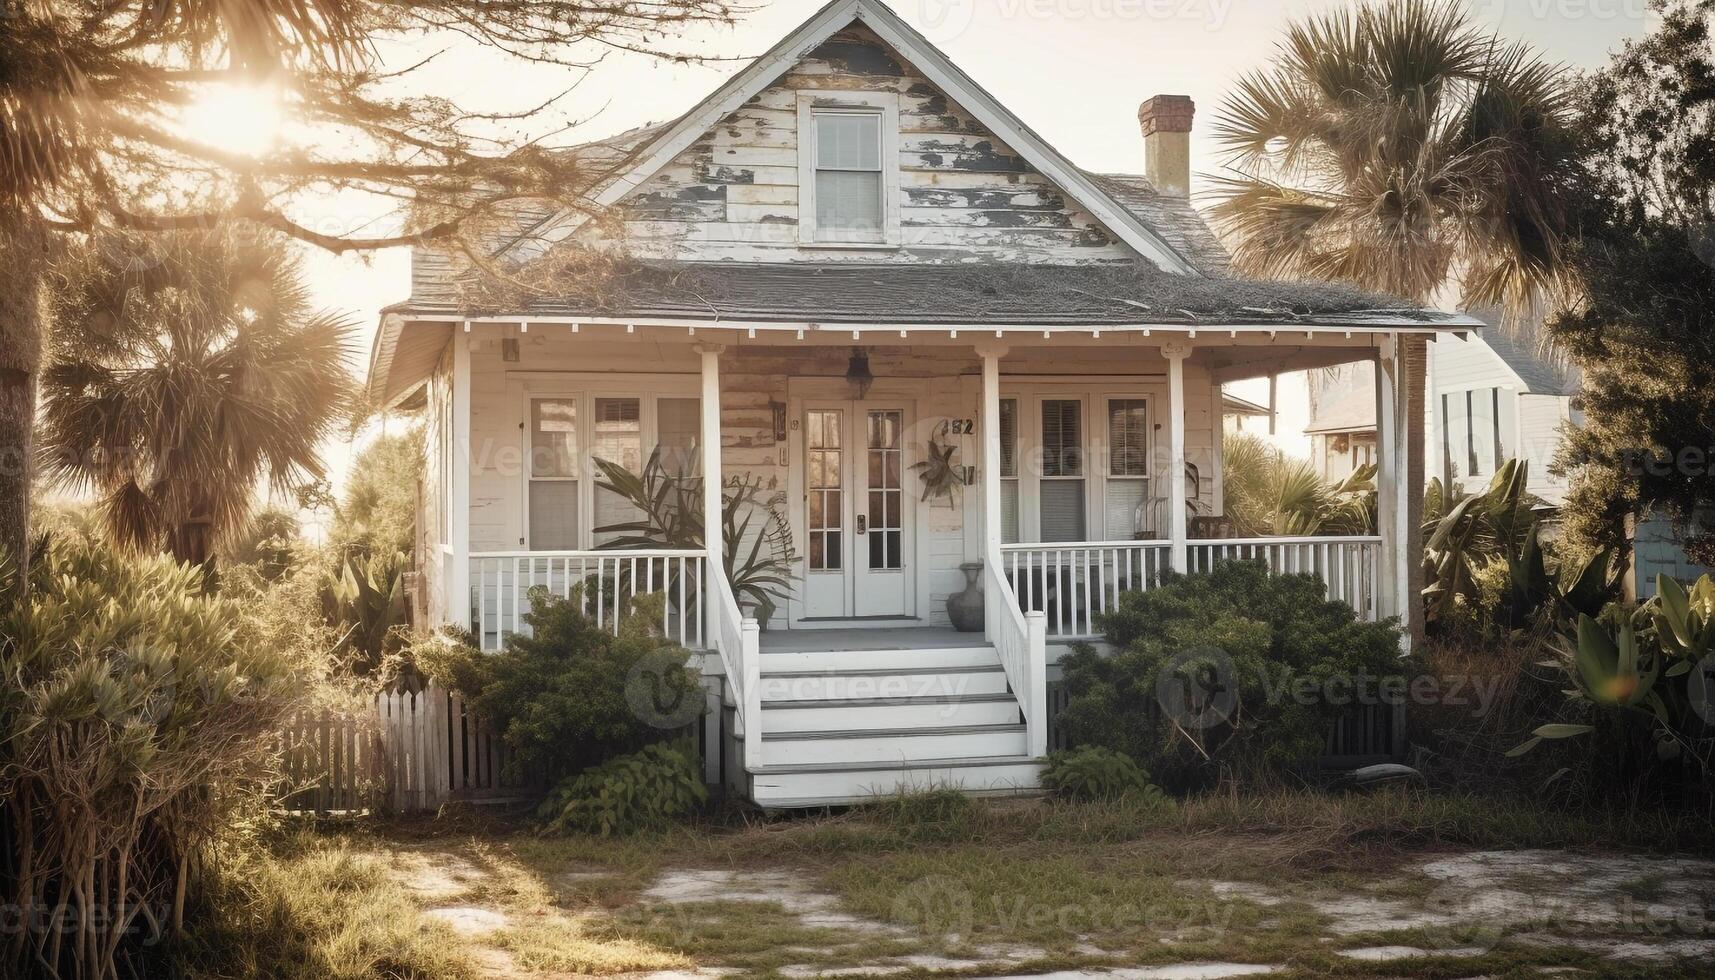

{"left": 1472, "top": 314, "right": 1579, "bottom": 395}
{"left": 390, "top": 259, "right": 1463, "bottom": 327}
{"left": 1084, "top": 173, "right": 1231, "bottom": 275}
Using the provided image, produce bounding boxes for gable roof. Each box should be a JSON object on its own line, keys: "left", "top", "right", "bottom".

{"left": 1468, "top": 312, "right": 1579, "bottom": 395}
{"left": 500, "top": 0, "right": 1202, "bottom": 275}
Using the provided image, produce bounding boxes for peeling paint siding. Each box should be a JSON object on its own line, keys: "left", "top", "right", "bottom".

{"left": 580, "top": 26, "right": 1137, "bottom": 265}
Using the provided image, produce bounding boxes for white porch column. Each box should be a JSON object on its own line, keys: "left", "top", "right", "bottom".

{"left": 1375, "top": 336, "right": 1402, "bottom": 628}
{"left": 976, "top": 344, "right": 1008, "bottom": 558}
{"left": 448, "top": 327, "right": 472, "bottom": 629}
{"left": 698, "top": 344, "right": 726, "bottom": 636}
{"left": 1164, "top": 342, "right": 1191, "bottom": 573}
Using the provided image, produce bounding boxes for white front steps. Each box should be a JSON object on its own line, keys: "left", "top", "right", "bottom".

{"left": 746, "top": 641, "right": 1042, "bottom": 808}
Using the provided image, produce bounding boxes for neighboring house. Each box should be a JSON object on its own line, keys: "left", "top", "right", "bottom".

{"left": 1427, "top": 321, "right": 1579, "bottom": 505}
{"left": 1221, "top": 390, "right": 1273, "bottom": 435}
{"left": 367, "top": 0, "right": 1471, "bottom": 807}
{"left": 1305, "top": 362, "right": 1380, "bottom": 482}
{"left": 1306, "top": 321, "right": 1577, "bottom": 503}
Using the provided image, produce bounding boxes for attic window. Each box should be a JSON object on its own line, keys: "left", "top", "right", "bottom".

{"left": 798, "top": 93, "right": 899, "bottom": 247}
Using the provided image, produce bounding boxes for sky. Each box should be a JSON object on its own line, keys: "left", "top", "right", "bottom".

{"left": 295, "top": 0, "right": 1656, "bottom": 522}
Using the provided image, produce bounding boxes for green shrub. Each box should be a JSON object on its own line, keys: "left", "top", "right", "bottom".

{"left": 1057, "top": 560, "right": 1405, "bottom": 791}
{"left": 1041, "top": 746, "right": 1170, "bottom": 804}
{"left": 537, "top": 743, "right": 707, "bottom": 836}
{"left": 1, "top": 537, "right": 307, "bottom": 979}
{"left": 421, "top": 589, "right": 704, "bottom": 783}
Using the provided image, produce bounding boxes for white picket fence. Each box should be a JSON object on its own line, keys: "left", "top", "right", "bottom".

{"left": 276, "top": 682, "right": 521, "bottom": 815}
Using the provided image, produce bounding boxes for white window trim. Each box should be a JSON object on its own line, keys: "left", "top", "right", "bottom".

{"left": 1102, "top": 393, "right": 1156, "bottom": 540}
{"left": 519, "top": 380, "right": 699, "bottom": 551}
{"left": 796, "top": 91, "right": 901, "bottom": 248}
{"left": 998, "top": 382, "right": 1164, "bottom": 545}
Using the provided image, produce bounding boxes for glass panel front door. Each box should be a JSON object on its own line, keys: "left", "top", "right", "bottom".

{"left": 799, "top": 402, "right": 911, "bottom": 620}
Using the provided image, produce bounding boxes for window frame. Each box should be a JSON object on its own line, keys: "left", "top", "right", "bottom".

{"left": 1102, "top": 395, "right": 1154, "bottom": 540}
{"left": 796, "top": 91, "right": 901, "bottom": 248}
{"left": 1037, "top": 397, "right": 1088, "bottom": 543}
{"left": 521, "top": 386, "right": 700, "bottom": 552}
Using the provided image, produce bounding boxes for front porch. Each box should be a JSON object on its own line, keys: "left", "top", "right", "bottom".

{"left": 418, "top": 318, "right": 1428, "bottom": 804}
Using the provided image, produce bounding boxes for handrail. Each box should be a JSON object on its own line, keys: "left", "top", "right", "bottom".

{"left": 985, "top": 544, "right": 1047, "bottom": 758}
{"left": 470, "top": 548, "right": 706, "bottom": 559}
{"left": 705, "top": 560, "right": 761, "bottom": 769}
{"left": 1188, "top": 535, "right": 1383, "bottom": 547}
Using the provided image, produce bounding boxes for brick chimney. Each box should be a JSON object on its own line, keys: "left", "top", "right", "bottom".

{"left": 1139, "top": 95, "right": 1195, "bottom": 198}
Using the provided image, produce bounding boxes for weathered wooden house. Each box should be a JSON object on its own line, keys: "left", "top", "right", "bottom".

{"left": 367, "top": 0, "right": 1472, "bottom": 807}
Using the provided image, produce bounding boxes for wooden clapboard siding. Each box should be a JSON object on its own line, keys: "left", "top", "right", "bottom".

{"left": 582, "top": 25, "right": 1135, "bottom": 265}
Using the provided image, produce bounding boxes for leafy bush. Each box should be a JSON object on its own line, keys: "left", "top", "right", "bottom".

{"left": 1505, "top": 574, "right": 1715, "bottom": 803}
{"left": 421, "top": 589, "right": 704, "bottom": 782}
{"left": 1057, "top": 560, "right": 1405, "bottom": 790}
{"left": 322, "top": 549, "right": 409, "bottom": 674}
{"left": 537, "top": 743, "right": 707, "bottom": 836}
{"left": 0, "top": 537, "right": 307, "bottom": 979}
{"left": 1041, "top": 747, "right": 1170, "bottom": 805}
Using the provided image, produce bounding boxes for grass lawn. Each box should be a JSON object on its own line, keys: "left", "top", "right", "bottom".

{"left": 178, "top": 788, "right": 1715, "bottom": 980}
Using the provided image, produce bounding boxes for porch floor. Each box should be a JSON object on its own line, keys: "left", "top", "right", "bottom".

{"left": 758, "top": 626, "right": 978, "bottom": 653}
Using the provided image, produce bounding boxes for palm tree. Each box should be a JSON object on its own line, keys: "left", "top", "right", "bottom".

{"left": 37, "top": 229, "right": 355, "bottom": 567}
{"left": 1208, "top": 0, "right": 1580, "bottom": 320}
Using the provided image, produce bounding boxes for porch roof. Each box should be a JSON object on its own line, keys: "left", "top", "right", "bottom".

{"left": 369, "top": 260, "right": 1480, "bottom": 405}
{"left": 384, "top": 259, "right": 1472, "bottom": 328}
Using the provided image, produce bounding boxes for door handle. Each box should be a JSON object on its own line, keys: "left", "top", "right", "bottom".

{"left": 855, "top": 515, "right": 867, "bottom": 535}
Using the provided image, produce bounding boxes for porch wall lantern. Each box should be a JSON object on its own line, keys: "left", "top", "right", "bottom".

{"left": 845, "top": 347, "right": 875, "bottom": 398}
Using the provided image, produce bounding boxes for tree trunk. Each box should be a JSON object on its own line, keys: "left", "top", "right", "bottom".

{"left": 0, "top": 211, "right": 48, "bottom": 587}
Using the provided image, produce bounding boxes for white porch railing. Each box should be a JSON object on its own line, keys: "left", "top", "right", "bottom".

{"left": 1188, "top": 536, "right": 1383, "bottom": 622}
{"left": 998, "top": 536, "right": 1384, "bottom": 639}
{"left": 469, "top": 550, "right": 706, "bottom": 652}
{"left": 985, "top": 546, "right": 1048, "bottom": 757}
{"left": 706, "top": 561, "right": 761, "bottom": 766}
{"left": 1000, "top": 541, "right": 1172, "bottom": 639}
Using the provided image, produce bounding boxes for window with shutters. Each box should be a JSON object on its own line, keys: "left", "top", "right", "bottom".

{"left": 798, "top": 93, "right": 899, "bottom": 246}
{"left": 1040, "top": 399, "right": 1086, "bottom": 542}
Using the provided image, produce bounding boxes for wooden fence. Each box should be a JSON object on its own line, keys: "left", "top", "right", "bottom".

{"left": 277, "top": 682, "right": 524, "bottom": 815}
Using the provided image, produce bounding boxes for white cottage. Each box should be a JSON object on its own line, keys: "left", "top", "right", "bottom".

{"left": 367, "top": 0, "right": 1472, "bottom": 807}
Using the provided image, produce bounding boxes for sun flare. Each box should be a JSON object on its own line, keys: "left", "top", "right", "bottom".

{"left": 181, "top": 82, "right": 283, "bottom": 158}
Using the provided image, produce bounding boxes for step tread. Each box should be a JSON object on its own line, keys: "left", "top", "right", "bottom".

{"left": 751, "top": 754, "right": 1041, "bottom": 775}
{"left": 761, "top": 692, "right": 1019, "bottom": 709}
{"left": 760, "top": 664, "right": 1004, "bottom": 679}
{"left": 760, "top": 646, "right": 995, "bottom": 657}
{"left": 762, "top": 722, "right": 1026, "bottom": 742}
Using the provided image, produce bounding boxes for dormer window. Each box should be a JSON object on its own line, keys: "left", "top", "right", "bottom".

{"left": 798, "top": 93, "right": 899, "bottom": 247}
